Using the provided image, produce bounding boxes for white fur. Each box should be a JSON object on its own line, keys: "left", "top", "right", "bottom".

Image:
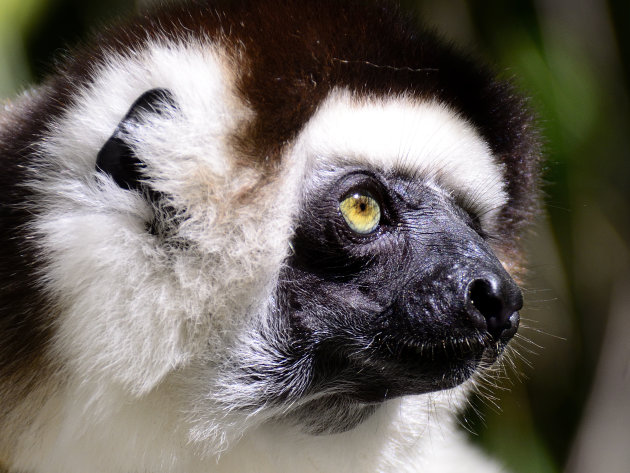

{"left": 10, "top": 387, "right": 505, "bottom": 473}
{"left": 295, "top": 89, "right": 507, "bottom": 232}
{"left": 6, "top": 38, "right": 510, "bottom": 473}
{"left": 30, "top": 40, "right": 272, "bottom": 395}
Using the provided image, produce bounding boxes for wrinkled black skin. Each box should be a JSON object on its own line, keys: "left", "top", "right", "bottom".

{"left": 277, "top": 167, "right": 519, "bottom": 406}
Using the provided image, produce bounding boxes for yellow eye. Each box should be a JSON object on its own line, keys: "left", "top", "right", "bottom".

{"left": 339, "top": 192, "right": 381, "bottom": 234}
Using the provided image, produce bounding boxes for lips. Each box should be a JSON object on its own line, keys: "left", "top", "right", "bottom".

{"left": 395, "top": 332, "right": 503, "bottom": 365}
{"left": 309, "top": 331, "right": 507, "bottom": 403}
{"left": 373, "top": 332, "right": 504, "bottom": 392}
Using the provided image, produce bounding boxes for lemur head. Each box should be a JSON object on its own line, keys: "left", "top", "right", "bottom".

{"left": 0, "top": 0, "right": 540, "bottom": 464}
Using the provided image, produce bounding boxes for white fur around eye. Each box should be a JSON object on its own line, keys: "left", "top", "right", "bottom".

{"left": 292, "top": 89, "right": 507, "bottom": 231}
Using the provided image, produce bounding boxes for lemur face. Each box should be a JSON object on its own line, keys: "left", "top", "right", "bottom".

{"left": 0, "top": 0, "right": 540, "bottom": 470}
{"left": 284, "top": 167, "right": 521, "bottom": 396}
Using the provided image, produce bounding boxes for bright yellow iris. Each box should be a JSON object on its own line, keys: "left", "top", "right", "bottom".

{"left": 339, "top": 193, "right": 381, "bottom": 234}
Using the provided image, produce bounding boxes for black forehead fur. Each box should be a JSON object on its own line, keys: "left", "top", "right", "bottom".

{"left": 0, "top": 0, "right": 540, "bottom": 424}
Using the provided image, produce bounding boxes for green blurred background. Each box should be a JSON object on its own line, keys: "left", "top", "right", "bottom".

{"left": 1, "top": 0, "right": 628, "bottom": 471}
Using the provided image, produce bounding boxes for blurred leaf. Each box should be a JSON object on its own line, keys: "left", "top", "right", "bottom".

{"left": 0, "top": 0, "right": 47, "bottom": 97}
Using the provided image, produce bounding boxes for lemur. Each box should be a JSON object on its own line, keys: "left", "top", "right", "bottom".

{"left": 0, "top": 1, "right": 540, "bottom": 472}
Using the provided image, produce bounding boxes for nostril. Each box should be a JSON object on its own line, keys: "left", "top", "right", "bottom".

{"left": 467, "top": 277, "right": 522, "bottom": 340}
{"left": 469, "top": 278, "right": 501, "bottom": 320}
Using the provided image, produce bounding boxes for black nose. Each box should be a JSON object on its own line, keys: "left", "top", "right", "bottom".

{"left": 466, "top": 275, "right": 522, "bottom": 341}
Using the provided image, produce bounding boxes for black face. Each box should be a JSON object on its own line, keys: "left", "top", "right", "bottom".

{"left": 277, "top": 167, "right": 522, "bottom": 408}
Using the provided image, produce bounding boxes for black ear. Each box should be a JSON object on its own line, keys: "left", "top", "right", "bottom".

{"left": 96, "top": 88, "right": 176, "bottom": 192}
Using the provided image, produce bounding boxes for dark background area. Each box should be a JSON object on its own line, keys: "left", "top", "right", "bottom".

{"left": 1, "top": 0, "right": 628, "bottom": 471}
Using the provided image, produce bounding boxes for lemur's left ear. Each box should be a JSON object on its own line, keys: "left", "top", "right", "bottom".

{"left": 96, "top": 88, "right": 176, "bottom": 193}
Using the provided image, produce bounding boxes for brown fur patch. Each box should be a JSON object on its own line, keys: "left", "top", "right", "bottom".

{"left": 0, "top": 90, "right": 61, "bottom": 425}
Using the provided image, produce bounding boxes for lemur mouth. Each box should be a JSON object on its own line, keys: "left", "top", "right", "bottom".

{"left": 396, "top": 333, "right": 505, "bottom": 366}
{"left": 311, "top": 332, "right": 507, "bottom": 403}
{"left": 378, "top": 333, "right": 505, "bottom": 394}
